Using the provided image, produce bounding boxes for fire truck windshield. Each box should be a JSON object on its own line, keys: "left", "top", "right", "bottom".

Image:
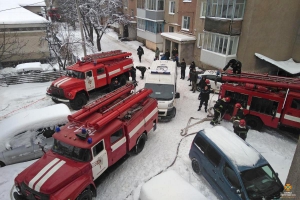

{"left": 66, "top": 70, "right": 85, "bottom": 79}
{"left": 145, "top": 83, "right": 174, "bottom": 101}
{"left": 241, "top": 164, "right": 282, "bottom": 198}
{"left": 52, "top": 139, "right": 91, "bottom": 162}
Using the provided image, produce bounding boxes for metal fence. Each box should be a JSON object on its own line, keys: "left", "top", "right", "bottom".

{"left": 0, "top": 71, "right": 66, "bottom": 85}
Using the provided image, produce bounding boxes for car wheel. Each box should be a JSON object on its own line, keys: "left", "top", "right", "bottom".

{"left": 245, "top": 115, "right": 263, "bottom": 131}
{"left": 76, "top": 188, "right": 92, "bottom": 200}
{"left": 135, "top": 133, "right": 147, "bottom": 154}
{"left": 192, "top": 158, "right": 201, "bottom": 174}
{"left": 0, "top": 161, "right": 5, "bottom": 167}
{"left": 70, "top": 93, "right": 87, "bottom": 110}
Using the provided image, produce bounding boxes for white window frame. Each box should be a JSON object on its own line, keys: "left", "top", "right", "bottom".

{"left": 183, "top": 0, "right": 191, "bottom": 2}
{"left": 197, "top": 33, "right": 204, "bottom": 48}
{"left": 169, "top": 1, "right": 175, "bottom": 14}
{"left": 206, "top": 0, "right": 246, "bottom": 19}
{"left": 137, "top": 18, "right": 146, "bottom": 30}
{"left": 200, "top": 1, "right": 206, "bottom": 18}
{"left": 182, "top": 16, "right": 190, "bottom": 31}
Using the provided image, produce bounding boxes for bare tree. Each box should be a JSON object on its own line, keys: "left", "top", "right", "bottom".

{"left": 0, "top": 29, "right": 29, "bottom": 66}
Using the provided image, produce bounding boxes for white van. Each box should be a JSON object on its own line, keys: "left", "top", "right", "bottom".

{"left": 144, "top": 60, "right": 180, "bottom": 121}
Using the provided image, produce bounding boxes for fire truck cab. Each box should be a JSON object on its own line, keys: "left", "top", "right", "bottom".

{"left": 14, "top": 84, "right": 158, "bottom": 200}
{"left": 47, "top": 50, "right": 134, "bottom": 110}
{"left": 220, "top": 72, "right": 300, "bottom": 131}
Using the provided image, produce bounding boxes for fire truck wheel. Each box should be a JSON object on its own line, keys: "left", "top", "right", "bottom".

{"left": 70, "top": 93, "right": 87, "bottom": 110}
{"left": 0, "top": 161, "right": 5, "bottom": 167}
{"left": 120, "top": 75, "right": 127, "bottom": 86}
{"left": 76, "top": 189, "right": 92, "bottom": 200}
{"left": 191, "top": 158, "right": 201, "bottom": 174}
{"left": 135, "top": 133, "right": 147, "bottom": 154}
{"left": 245, "top": 116, "right": 263, "bottom": 131}
{"left": 51, "top": 98, "right": 60, "bottom": 104}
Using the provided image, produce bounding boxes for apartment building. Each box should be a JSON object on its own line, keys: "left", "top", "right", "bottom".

{"left": 120, "top": 0, "right": 138, "bottom": 40}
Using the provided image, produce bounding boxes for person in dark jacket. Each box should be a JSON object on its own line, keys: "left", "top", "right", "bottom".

{"left": 130, "top": 66, "right": 136, "bottom": 81}
{"left": 164, "top": 49, "right": 170, "bottom": 60}
{"left": 223, "top": 59, "right": 242, "bottom": 74}
{"left": 190, "top": 68, "right": 198, "bottom": 93}
{"left": 188, "top": 61, "right": 196, "bottom": 85}
{"left": 198, "top": 85, "right": 213, "bottom": 112}
{"left": 233, "top": 119, "right": 249, "bottom": 140}
{"left": 155, "top": 47, "right": 160, "bottom": 60}
{"left": 112, "top": 78, "right": 121, "bottom": 90}
{"left": 210, "top": 97, "right": 231, "bottom": 125}
{"left": 231, "top": 103, "right": 245, "bottom": 127}
{"left": 180, "top": 58, "right": 186, "bottom": 79}
{"left": 172, "top": 47, "right": 178, "bottom": 66}
{"left": 199, "top": 76, "right": 207, "bottom": 90}
{"left": 137, "top": 46, "right": 144, "bottom": 62}
{"left": 136, "top": 66, "right": 146, "bottom": 79}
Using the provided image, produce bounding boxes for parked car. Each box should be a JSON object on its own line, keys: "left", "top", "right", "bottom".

{"left": 0, "top": 104, "right": 71, "bottom": 167}
{"left": 197, "top": 70, "right": 222, "bottom": 93}
{"left": 189, "top": 126, "right": 283, "bottom": 200}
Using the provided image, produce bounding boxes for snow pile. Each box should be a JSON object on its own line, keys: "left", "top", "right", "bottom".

{"left": 139, "top": 170, "right": 208, "bottom": 200}
{"left": 0, "top": 104, "right": 71, "bottom": 151}
{"left": 204, "top": 126, "right": 260, "bottom": 167}
{"left": 16, "top": 62, "right": 43, "bottom": 73}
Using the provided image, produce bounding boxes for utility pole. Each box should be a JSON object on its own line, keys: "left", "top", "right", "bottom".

{"left": 75, "top": 0, "right": 87, "bottom": 57}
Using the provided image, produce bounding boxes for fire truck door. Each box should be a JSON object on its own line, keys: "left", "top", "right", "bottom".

{"left": 109, "top": 128, "right": 127, "bottom": 165}
{"left": 91, "top": 140, "right": 108, "bottom": 180}
{"left": 85, "top": 70, "right": 95, "bottom": 91}
{"left": 281, "top": 95, "right": 300, "bottom": 128}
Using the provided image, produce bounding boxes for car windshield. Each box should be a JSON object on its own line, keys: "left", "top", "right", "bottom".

{"left": 52, "top": 139, "right": 91, "bottom": 162}
{"left": 241, "top": 164, "right": 283, "bottom": 198}
{"left": 145, "top": 83, "right": 174, "bottom": 101}
{"left": 66, "top": 70, "right": 85, "bottom": 79}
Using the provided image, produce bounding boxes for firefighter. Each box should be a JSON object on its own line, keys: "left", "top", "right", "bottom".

{"left": 210, "top": 97, "right": 231, "bottom": 125}
{"left": 223, "top": 59, "right": 242, "bottom": 74}
{"left": 198, "top": 85, "right": 213, "bottom": 112}
{"left": 136, "top": 66, "right": 147, "bottom": 79}
{"left": 130, "top": 66, "right": 136, "bottom": 81}
{"left": 233, "top": 119, "right": 249, "bottom": 141}
{"left": 231, "top": 103, "right": 245, "bottom": 127}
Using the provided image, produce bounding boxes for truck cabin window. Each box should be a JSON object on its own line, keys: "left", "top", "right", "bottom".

{"left": 66, "top": 70, "right": 85, "bottom": 79}
{"left": 52, "top": 139, "right": 91, "bottom": 162}
{"left": 145, "top": 83, "right": 174, "bottom": 101}
{"left": 241, "top": 164, "right": 282, "bottom": 198}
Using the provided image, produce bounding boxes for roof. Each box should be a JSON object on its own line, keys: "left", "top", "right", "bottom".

{"left": 255, "top": 53, "right": 300, "bottom": 75}
{"left": 146, "top": 60, "right": 176, "bottom": 84}
{"left": 17, "top": 0, "right": 46, "bottom": 7}
{"left": 202, "top": 126, "right": 266, "bottom": 170}
{"left": 160, "top": 32, "right": 196, "bottom": 42}
{"left": 0, "top": 0, "right": 49, "bottom": 25}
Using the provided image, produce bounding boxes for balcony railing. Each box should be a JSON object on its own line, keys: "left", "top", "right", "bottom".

{"left": 204, "top": 17, "right": 242, "bottom": 35}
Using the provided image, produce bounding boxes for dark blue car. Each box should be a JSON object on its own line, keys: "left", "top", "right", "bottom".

{"left": 189, "top": 126, "right": 283, "bottom": 200}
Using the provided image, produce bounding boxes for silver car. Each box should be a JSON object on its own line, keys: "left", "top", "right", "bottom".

{"left": 0, "top": 104, "right": 70, "bottom": 167}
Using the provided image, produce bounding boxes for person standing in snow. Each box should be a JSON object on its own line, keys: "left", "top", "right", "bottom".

{"left": 180, "top": 58, "right": 186, "bottom": 79}
{"left": 198, "top": 85, "right": 213, "bottom": 112}
{"left": 129, "top": 66, "right": 136, "bottom": 82}
{"left": 137, "top": 46, "right": 144, "bottom": 62}
{"left": 210, "top": 97, "right": 231, "bottom": 125}
{"left": 164, "top": 49, "right": 170, "bottom": 60}
{"left": 233, "top": 119, "right": 249, "bottom": 140}
{"left": 136, "top": 66, "right": 146, "bottom": 79}
{"left": 155, "top": 47, "right": 160, "bottom": 60}
{"left": 190, "top": 68, "right": 198, "bottom": 93}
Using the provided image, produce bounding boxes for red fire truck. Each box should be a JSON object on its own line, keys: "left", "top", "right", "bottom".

{"left": 14, "top": 84, "right": 158, "bottom": 200}
{"left": 47, "top": 50, "right": 134, "bottom": 110}
{"left": 219, "top": 72, "right": 300, "bottom": 131}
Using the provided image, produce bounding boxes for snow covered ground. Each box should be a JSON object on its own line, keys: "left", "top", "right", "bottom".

{"left": 0, "top": 30, "right": 297, "bottom": 200}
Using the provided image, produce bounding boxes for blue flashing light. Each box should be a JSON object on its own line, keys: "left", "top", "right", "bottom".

{"left": 55, "top": 127, "right": 61, "bottom": 132}
{"left": 82, "top": 128, "right": 87, "bottom": 134}
{"left": 150, "top": 70, "right": 171, "bottom": 75}
{"left": 87, "top": 137, "right": 92, "bottom": 144}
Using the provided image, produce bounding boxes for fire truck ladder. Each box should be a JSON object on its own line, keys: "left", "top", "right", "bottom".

{"left": 83, "top": 50, "right": 132, "bottom": 63}
{"left": 68, "top": 83, "right": 135, "bottom": 122}
{"left": 222, "top": 72, "right": 300, "bottom": 90}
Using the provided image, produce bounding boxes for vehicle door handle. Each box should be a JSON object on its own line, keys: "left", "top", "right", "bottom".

{"left": 212, "top": 170, "right": 217, "bottom": 174}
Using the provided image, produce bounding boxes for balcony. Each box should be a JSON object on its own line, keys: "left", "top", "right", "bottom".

{"left": 200, "top": 49, "right": 236, "bottom": 69}
{"left": 204, "top": 17, "right": 242, "bottom": 35}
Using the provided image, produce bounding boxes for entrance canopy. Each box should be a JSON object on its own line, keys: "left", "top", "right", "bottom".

{"left": 161, "top": 32, "right": 196, "bottom": 42}
{"left": 255, "top": 53, "right": 300, "bottom": 75}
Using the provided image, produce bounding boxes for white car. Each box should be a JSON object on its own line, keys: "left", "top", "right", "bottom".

{"left": 0, "top": 104, "right": 71, "bottom": 167}
{"left": 197, "top": 70, "right": 223, "bottom": 93}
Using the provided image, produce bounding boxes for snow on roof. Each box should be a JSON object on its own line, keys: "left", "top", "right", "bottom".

{"left": 255, "top": 53, "right": 300, "bottom": 75}
{"left": 0, "top": 0, "right": 49, "bottom": 24}
{"left": 0, "top": 104, "right": 71, "bottom": 151}
{"left": 17, "top": 0, "right": 46, "bottom": 7}
{"left": 161, "top": 32, "right": 196, "bottom": 42}
{"left": 139, "top": 170, "right": 208, "bottom": 200}
{"left": 204, "top": 126, "right": 261, "bottom": 167}
{"left": 16, "top": 62, "right": 43, "bottom": 72}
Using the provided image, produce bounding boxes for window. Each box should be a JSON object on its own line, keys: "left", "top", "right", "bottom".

{"left": 197, "top": 33, "right": 204, "bottom": 48}
{"left": 86, "top": 71, "right": 92, "bottom": 77}
{"left": 92, "top": 140, "right": 104, "bottom": 157}
{"left": 158, "top": 0, "right": 164, "bottom": 10}
{"left": 194, "top": 135, "right": 208, "bottom": 153}
{"left": 124, "top": 0, "right": 128, "bottom": 8}
{"left": 200, "top": 1, "right": 207, "bottom": 18}
{"left": 182, "top": 16, "right": 190, "bottom": 30}
{"left": 225, "top": 90, "right": 248, "bottom": 109}
{"left": 169, "top": 1, "right": 175, "bottom": 14}
{"left": 223, "top": 163, "right": 241, "bottom": 189}
{"left": 203, "top": 32, "right": 239, "bottom": 55}
{"left": 145, "top": 21, "right": 164, "bottom": 33}
{"left": 250, "top": 97, "right": 278, "bottom": 116}
{"left": 137, "top": 19, "right": 145, "bottom": 30}
{"left": 206, "top": 145, "right": 221, "bottom": 167}
{"left": 97, "top": 68, "right": 104, "bottom": 74}
{"left": 137, "top": 0, "right": 145, "bottom": 9}
{"left": 206, "top": 0, "right": 246, "bottom": 19}
{"left": 147, "top": 0, "right": 157, "bottom": 10}
{"left": 169, "top": 26, "right": 174, "bottom": 32}
{"left": 110, "top": 129, "right": 123, "bottom": 144}
{"left": 291, "top": 98, "right": 300, "bottom": 110}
